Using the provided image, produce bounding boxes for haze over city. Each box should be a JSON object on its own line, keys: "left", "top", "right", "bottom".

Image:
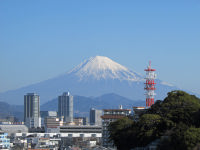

{"left": 0, "top": 0, "right": 200, "bottom": 95}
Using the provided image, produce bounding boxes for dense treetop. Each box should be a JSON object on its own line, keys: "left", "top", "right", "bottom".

{"left": 108, "top": 90, "right": 200, "bottom": 150}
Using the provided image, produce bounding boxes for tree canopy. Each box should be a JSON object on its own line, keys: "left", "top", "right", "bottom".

{"left": 108, "top": 90, "right": 200, "bottom": 150}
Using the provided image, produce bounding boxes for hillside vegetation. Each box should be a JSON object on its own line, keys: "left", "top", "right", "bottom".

{"left": 108, "top": 90, "right": 200, "bottom": 150}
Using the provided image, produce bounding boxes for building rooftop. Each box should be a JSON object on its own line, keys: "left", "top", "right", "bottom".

{"left": 133, "top": 106, "right": 146, "bottom": 109}
{"left": 103, "top": 109, "right": 131, "bottom": 111}
{"left": 101, "top": 115, "right": 128, "bottom": 119}
{"left": 0, "top": 125, "right": 28, "bottom": 133}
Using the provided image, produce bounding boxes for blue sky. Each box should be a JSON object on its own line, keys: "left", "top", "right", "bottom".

{"left": 0, "top": 1, "right": 200, "bottom": 94}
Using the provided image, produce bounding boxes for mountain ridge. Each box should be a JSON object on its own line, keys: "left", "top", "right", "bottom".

{"left": 0, "top": 93, "right": 145, "bottom": 121}
{"left": 0, "top": 56, "right": 179, "bottom": 104}
{"left": 41, "top": 93, "right": 145, "bottom": 117}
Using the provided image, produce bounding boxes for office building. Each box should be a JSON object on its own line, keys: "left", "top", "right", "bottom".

{"left": 101, "top": 106, "right": 131, "bottom": 148}
{"left": 58, "top": 92, "right": 73, "bottom": 123}
{"left": 24, "top": 93, "right": 41, "bottom": 128}
{"left": 90, "top": 108, "right": 102, "bottom": 126}
{"left": 40, "top": 111, "right": 57, "bottom": 127}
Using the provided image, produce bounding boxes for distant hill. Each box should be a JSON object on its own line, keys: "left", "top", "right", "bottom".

{"left": 0, "top": 101, "right": 23, "bottom": 121}
{"left": 41, "top": 93, "right": 145, "bottom": 117}
{"left": 0, "top": 93, "right": 145, "bottom": 121}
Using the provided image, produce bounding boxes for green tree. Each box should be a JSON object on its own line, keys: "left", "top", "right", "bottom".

{"left": 108, "top": 90, "right": 200, "bottom": 150}
{"left": 108, "top": 117, "right": 135, "bottom": 150}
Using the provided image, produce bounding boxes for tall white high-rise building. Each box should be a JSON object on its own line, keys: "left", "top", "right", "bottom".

{"left": 90, "top": 108, "right": 102, "bottom": 126}
{"left": 24, "top": 93, "right": 41, "bottom": 128}
{"left": 58, "top": 92, "right": 73, "bottom": 123}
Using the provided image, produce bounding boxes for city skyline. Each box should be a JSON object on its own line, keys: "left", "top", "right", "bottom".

{"left": 0, "top": 1, "right": 200, "bottom": 95}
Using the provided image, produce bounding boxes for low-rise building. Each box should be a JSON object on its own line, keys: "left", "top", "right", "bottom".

{"left": 32, "top": 137, "right": 60, "bottom": 149}
{"left": 0, "top": 125, "right": 28, "bottom": 134}
{"left": 101, "top": 106, "right": 131, "bottom": 148}
{"left": 0, "top": 131, "right": 10, "bottom": 149}
{"left": 73, "top": 118, "right": 84, "bottom": 126}
{"left": 44, "top": 117, "right": 63, "bottom": 133}
{"left": 40, "top": 111, "right": 57, "bottom": 127}
{"left": 133, "top": 106, "right": 146, "bottom": 121}
{"left": 59, "top": 125, "right": 102, "bottom": 138}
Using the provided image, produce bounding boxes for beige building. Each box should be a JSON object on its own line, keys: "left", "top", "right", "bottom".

{"left": 73, "top": 118, "right": 84, "bottom": 126}
{"left": 44, "top": 117, "right": 63, "bottom": 133}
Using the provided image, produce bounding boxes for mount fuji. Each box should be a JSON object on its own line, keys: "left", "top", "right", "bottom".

{"left": 0, "top": 56, "right": 178, "bottom": 105}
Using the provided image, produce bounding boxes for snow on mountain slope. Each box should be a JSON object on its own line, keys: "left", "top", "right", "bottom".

{"left": 68, "top": 56, "right": 143, "bottom": 81}
{"left": 0, "top": 56, "right": 180, "bottom": 105}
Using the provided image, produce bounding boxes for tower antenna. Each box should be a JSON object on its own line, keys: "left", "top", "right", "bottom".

{"left": 144, "top": 61, "right": 156, "bottom": 107}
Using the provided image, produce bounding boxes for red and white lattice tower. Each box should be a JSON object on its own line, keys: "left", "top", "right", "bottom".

{"left": 144, "top": 61, "right": 156, "bottom": 107}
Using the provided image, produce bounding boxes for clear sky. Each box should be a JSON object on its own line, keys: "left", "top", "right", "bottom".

{"left": 0, "top": 1, "right": 200, "bottom": 94}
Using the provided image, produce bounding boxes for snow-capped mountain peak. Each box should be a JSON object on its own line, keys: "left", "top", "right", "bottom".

{"left": 0, "top": 55, "right": 182, "bottom": 105}
{"left": 68, "top": 56, "right": 143, "bottom": 81}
